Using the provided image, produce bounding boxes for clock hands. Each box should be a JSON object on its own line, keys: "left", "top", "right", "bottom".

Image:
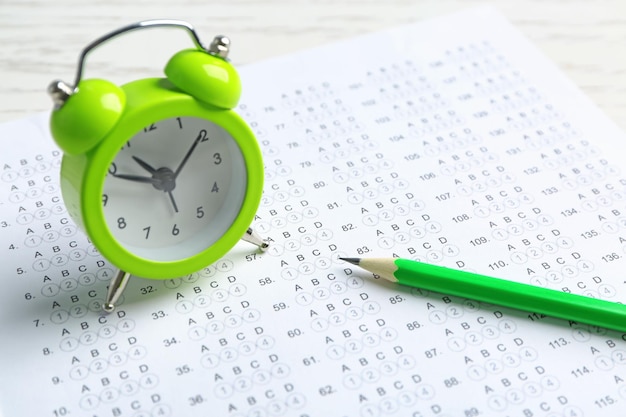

{"left": 160, "top": 131, "right": 204, "bottom": 213}
{"left": 111, "top": 172, "right": 160, "bottom": 185}
{"left": 111, "top": 158, "right": 180, "bottom": 213}
{"left": 132, "top": 155, "right": 157, "bottom": 174}
{"left": 167, "top": 190, "right": 179, "bottom": 213}
{"left": 174, "top": 130, "right": 204, "bottom": 178}
{"left": 110, "top": 130, "right": 205, "bottom": 214}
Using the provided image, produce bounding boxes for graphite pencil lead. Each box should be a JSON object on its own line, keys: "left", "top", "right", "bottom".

{"left": 339, "top": 257, "right": 361, "bottom": 265}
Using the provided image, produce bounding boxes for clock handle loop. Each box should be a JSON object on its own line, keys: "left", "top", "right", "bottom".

{"left": 49, "top": 19, "right": 222, "bottom": 103}
{"left": 48, "top": 19, "right": 231, "bottom": 155}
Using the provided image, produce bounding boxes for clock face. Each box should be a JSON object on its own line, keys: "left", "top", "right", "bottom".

{"left": 102, "top": 116, "right": 247, "bottom": 262}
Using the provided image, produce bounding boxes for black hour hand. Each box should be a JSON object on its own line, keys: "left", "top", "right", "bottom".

{"left": 132, "top": 155, "right": 157, "bottom": 174}
{"left": 111, "top": 172, "right": 159, "bottom": 185}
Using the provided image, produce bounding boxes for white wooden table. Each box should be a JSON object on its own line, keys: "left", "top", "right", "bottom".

{"left": 2, "top": 0, "right": 625, "bottom": 129}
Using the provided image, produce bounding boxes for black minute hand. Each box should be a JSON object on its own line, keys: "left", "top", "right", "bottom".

{"left": 174, "top": 131, "right": 204, "bottom": 178}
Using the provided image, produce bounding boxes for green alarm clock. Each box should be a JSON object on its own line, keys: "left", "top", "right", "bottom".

{"left": 47, "top": 20, "right": 268, "bottom": 312}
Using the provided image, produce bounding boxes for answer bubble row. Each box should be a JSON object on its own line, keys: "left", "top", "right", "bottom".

{"left": 347, "top": 184, "right": 412, "bottom": 206}
{"left": 172, "top": 285, "right": 248, "bottom": 315}
{"left": 1, "top": 156, "right": 60, "bottom": 180}
{"left": 42, "top": 268, "right": 115, "bottom": 298}
{"left": 15, "top": 205, "right": 66, "bottom": 225}
{"left": 70, "top": 349, "right": 147, "bottom": 382}
{"left": 507, "top": 109, "right": 562, "bottom": 133}
{"left": 59, "top": 320, "right": 136, "bottom": 351}
{"left": 304, "top": 123, "right": 366, "bottom": 145}
{"left": 50, "top": 302, "right": 103, "bottom": 322}
{"left": 293, "top": 105, "right": 353, "bottom": 126}
{"left": 333, "top": 165, "right": 398, "bottom": 185}
{"left": 24, "top": 225, "right": 78, "bottom": 248}
{"left": 69, "top": 346, "right": 148, "bottom": 380}
{"left": 320, "top": 144, "right": 382, "bottom": 165}
{"left": 8, "top": 184, "right": 59, "bottom": 203}
{"left": 212, "top": 363, "right": 291, "bottom": 398}
{"left": 199, "top": 337, "right": 276, "bottom": 369}
{"left": 447, "top": 322, "right": 518, "bottom": 350}
{"left": 362, "top": 207, "right": 438, "bottom": 229}
{"left": 278, "top": 86, "right": 336, "bottom": 108}
{"left": 418, "top": 134, "right": 483, "bottom": 157}
{"left": 490, "top": 216, "right": 554, "bottom": 241}
{"left": 325, "top": 326, "right": 397, "bottom": 360}
{"left": 229, "top": 393, "right": 306, "bottom": 417}
{"left": 187, "top": 310, "right": 262, "bottom": 341}
{"left": 358, "top": 384, "right": 438, "bottom": 417}
{"left": 408, "top": 113, "right": 466, "bottom": 138}
{"left": 581, "top": 193, "right": 626, "bottom": 212}
{"left": 486, "top": 375, "right": 561, "bottom": 412}
{"left": 593, "top": 351, "right": 626, "bottom": 371}
{"left": 541, "top": 147, "right": 602, "bottom": 170}
{"left": 466, "top": 347, "right": 539, "bottom": 381}
{"left": 472, "top": 195, "right": 535, "bottom": 218}
{"left": 439, "top": 155, "right": 501, "bottom": 178}
{"left": 522, "top": 129, "right": 579, "bottom": 153}
{"left": 343, "top": 354, "right": 416, "bottom": 391}
{"left": 293, "top": 278, "right": 365, "bottom": 306}
{"left": 266, "top": 234, "right": 333, "bottom": 260}
{"left": 309, "top": 302, "right": 382, "bottom": 332}
{"left": 258, "top": 185, "right": 306, "bottom": 207}
{"left": 79, "top": 375, "right": 162, "bottom": 412}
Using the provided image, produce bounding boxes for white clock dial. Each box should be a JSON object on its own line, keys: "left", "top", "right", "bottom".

{"left": 102, "top": 116, "right": 246, "bottom": 262}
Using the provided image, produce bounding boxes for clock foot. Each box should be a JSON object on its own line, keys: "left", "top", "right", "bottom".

{"left": 242, "top": 227, "right": 269, "bottom": 252}
{"left": 103, "top": 269, "right": 132, "bottom": 313}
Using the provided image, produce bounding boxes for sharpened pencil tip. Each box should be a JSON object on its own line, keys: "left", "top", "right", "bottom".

{"left": 339, "top": 257, "right": 360, "bottom": 265}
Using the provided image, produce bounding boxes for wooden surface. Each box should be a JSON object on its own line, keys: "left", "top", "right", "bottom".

{"left": 2, "top": 0, "right": 625, "bottom": 130}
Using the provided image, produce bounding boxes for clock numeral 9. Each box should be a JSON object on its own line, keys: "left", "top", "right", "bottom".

{"left": 102, "top": 194, "right": 108, "bottom": 207}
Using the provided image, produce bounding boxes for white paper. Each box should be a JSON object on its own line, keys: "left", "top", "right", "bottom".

{"left": 2, "top": 7, "right": 626, "bottom": 417}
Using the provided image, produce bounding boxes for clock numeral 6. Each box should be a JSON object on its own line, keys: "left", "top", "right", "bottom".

{"left": 172, "top": 224, "right": 180, "bottom": 236}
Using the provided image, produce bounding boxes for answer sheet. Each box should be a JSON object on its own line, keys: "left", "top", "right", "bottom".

{"left": 2, "top": 7, "right": 626, "bottom": 417}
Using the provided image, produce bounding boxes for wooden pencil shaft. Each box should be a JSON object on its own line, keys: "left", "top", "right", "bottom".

{"left": 351, "top": 257, "right": 626, "bottom": 333}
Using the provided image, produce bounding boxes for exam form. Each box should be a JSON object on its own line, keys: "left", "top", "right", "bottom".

{"left": 2, "top": 7, "right": 626, "bottom": 417}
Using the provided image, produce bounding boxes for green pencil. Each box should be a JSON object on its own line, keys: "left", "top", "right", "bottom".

{"left": 340, "top": 257, "right": 626, "bottom": 333}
